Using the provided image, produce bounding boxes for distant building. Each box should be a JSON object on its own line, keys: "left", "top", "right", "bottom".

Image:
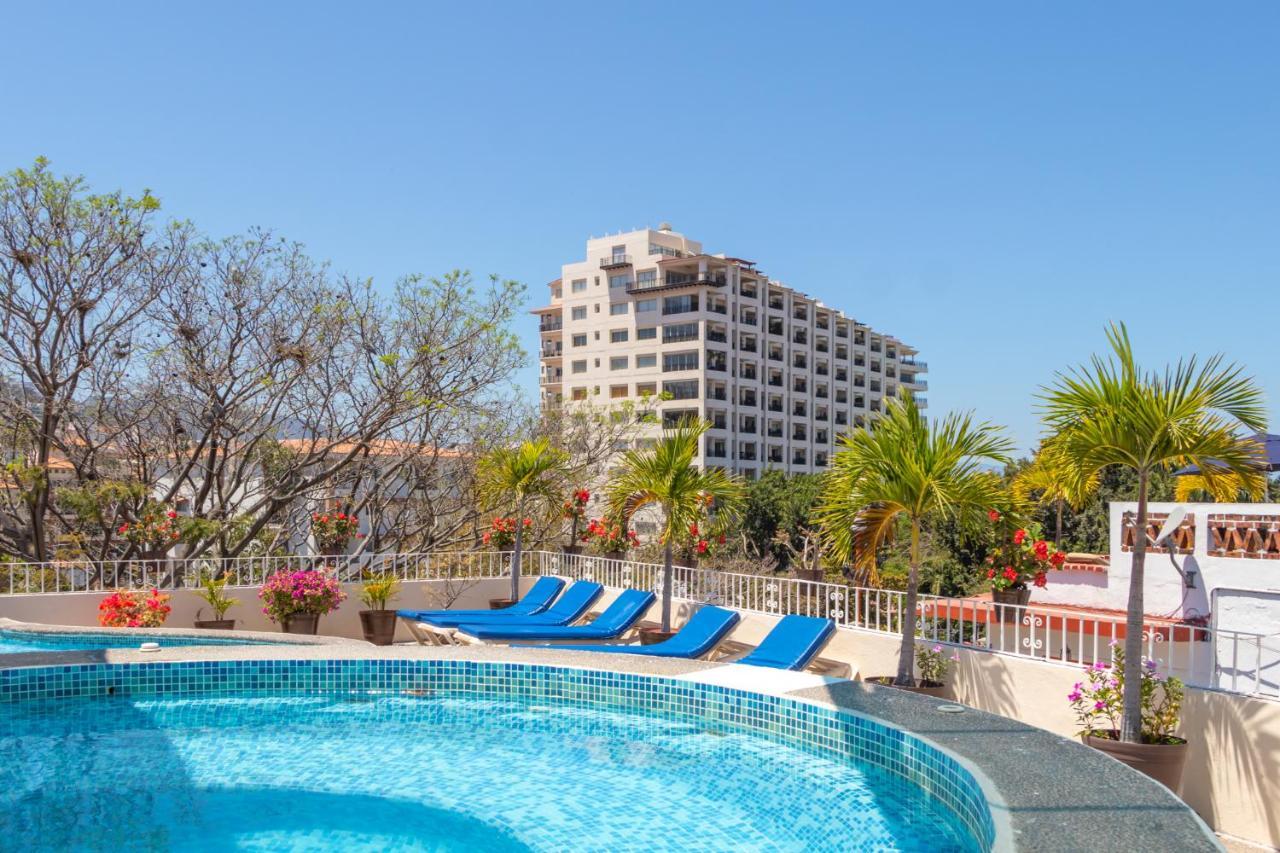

{"left": 533, "top": 225, "right": 927, "bottom": 478}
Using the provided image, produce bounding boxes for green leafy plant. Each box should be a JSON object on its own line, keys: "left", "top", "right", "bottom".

{"left": 607, "top": 418, "right": 744, "bottom": 632}
{"left": 194, "top": 572, "right": 240, "bottom": 620}
{"left": 915, "top": 643, "right": 959, "bottom": 685}
{"left": 477, "top": 438, "right": 569, "bottom": 602}
{"left": 1042, "top": 322, "right": 1264, "bottom": 742}
{"left": 816, "top": 391, "right": 1012, "bottom": 687}
{"left": 359, "top": 572, "right": 401, "bottom": 611}
{"left": 1069, "top": 643, "right": 1185, "bottom": 745}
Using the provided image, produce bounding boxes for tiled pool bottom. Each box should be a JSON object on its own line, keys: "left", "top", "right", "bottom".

{"left": 0, "top": 691, "right": 977, "bottom": 852}
{"left": 0, "top": 660, "right": 997, "bottom": 852}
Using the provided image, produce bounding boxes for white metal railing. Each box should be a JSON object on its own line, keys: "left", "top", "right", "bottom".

{"left": 535, "top": 551, "right": 1280, "bottom": 702}
{"left": 4, "top": 548, "right": 1277, "bottom": 701}
{"left": 0, "top": 551, "right": 512, "bottom": 593}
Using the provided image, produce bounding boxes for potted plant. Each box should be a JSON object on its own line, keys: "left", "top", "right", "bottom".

{"left": 358, "top": 572, "right": 401, "bottom": 645}
{"left": 581, "top": 516, "right": 639, "bottom": 560}
{"left": 258, "top": 569, "right": 346, "bottom": 635}
{"left": 683, "top": 519, "right": 725, "bottom": 569}
{"left": 1070, "top": 642, "right": 1188, "bottom": 793}
{"left": 561, "top": 488, "right": 590, "bottom": 554}
{"left": 99, "top": 589, "right": 172, "bottom": 628}
{"left": 193, "top": 572, "right": 239, "bottom": 629}
{"left": 984, "top": 516, "right": 1065, "bottom": 622}
{"left": 868, "top": 643, "right": 958, "bottom": 697}
{"left": 482, "top": 517, "right": 527, "bottom": 553}
{"left": 311, "top": 510, "right": 363, "bottom": 557}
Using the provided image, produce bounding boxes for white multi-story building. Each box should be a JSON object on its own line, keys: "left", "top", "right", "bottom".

{"left": 533, "top": 225, "right": 927, "bottom": 479}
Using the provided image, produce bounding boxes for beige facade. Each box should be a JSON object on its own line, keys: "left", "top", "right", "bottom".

{"left": 534, "top": 226, "right": 928, "bottom": 477}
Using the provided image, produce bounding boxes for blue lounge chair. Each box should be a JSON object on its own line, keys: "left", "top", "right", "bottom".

{"left": 521, "top": 606, "right": 740, "bottom": 659}
{"left": 734, "top": 615, "right": 836, "bottom": 671}
{"left": 402, "top": 581, "right": 604, "bottom": 644}
{"left": 455, "top": 589, "right": 656, "bottom": 643}
{"left": 396, "top": 575, "right": 565, "bottom": 623}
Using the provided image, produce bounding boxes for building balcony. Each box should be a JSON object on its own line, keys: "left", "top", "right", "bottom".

{"left": 901, "top": 358, "right": 928, "bottom": 371}
{"left": 599, "top": 255, "right": 633, "bottom": 270}
{"left": 539, "top": 319, "right": 563, "bottom": 333}
{"left": 626, "top": 273, "right": 726, "bottom": 295}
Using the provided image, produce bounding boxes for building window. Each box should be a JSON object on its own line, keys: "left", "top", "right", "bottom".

{"left": 571, "top": 388, "right": 587, "bottom": 401}
{"left": 609, "top": 303, "right": 629, "bottom": 316}
{"left": 610, "top": 329, "right": 629, "bottom": 343}
{"left": 662, "top": 323, "right": 699, "bottom": 343}
{"left": 636, "top": 298, "right": 658, "bottom": 313}
{"left": 662, "top": 294, "right": 698, "bottom": 315}
{"left": 637, "top": 326, "right": 657, "bottom": 340}
{"left": 635, "top": 269, "right": 657, "bottom": 287}
{"left": 571, "top": 333, "right": 587, "bottom": 347}
{"left": 663, "top": 380, "right": 699, "bottom": 400}
{"left": 571, "top": 360, "right": 587, "bottom": 374}
{"left": 636, "top": 382, "right": 657, "bottom": 396}
{"left": 610, "top": 385, "right": 628, "bottom": 399}
{"left": 636, "top": 354, "right": 657, "bottom": 368}
{"left": 571, "top": 279, "right": 587, "bottom": 293}
{"left": 610, "top": 356, "right": 628, "bottom": 371}
{"left": 571, "top": 306, "right": 587, "bottom": 321}
{"left": 663, "top": 351, "right": 699, "bottom": 372}
{"left": 649, "top": 243, "right": 682, "bottom": 258}
{"left": 609, "top": 274, "right": 632, "bottom": 290}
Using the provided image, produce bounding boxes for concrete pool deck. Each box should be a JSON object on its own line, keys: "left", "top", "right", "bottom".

{"left": 0, "top": 634, "right": 1221, "bottom": 852}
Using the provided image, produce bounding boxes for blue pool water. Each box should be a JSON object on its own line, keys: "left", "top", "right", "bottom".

{"left": 0, "top": 691, "right": 978, "bottom": 852}
{"left": 0, "top": 629, "right": 273, "bottom": 654}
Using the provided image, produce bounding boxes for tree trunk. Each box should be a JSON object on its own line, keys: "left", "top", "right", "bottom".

{"left": 895, "top": 519, "right": 920, "bottom": 686}
{"left": 1055, "top": 500, "right": 1064, "bottom": 545}
{"left": 510, "top": 496, "right": 526, "bottom": 602}
{"left": 1121, "top": 471, "right": 1149, "bottom": 744}
{"left": 661, "top": 537, "right": 674, "bottom": 633}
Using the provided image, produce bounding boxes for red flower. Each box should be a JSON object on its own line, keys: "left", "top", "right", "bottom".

{"left": 1034, "top": 540, "right": 1049, "bottom": 561}
{"left": 166, "top": 510, "right": 177, "bottom": 519}
{"left": 1013, "top": 529, "right": 1027, "bottom": 545}
{"left": 482, "top": 531, "right": 492, "bottom": 544}
{"left": 988, "top": 509, "right": 1000, "bottom": 522}
{"left": 718, "top": 534, "right": 726, "bottom": 545}
{"left": 696, "top": 540, "right": 709, "bottom": 554}
{"left": 1033, "top": 571, "right": 1048, "bottom": 589}
{"left": 986, "top": 567, "right": 996, "bottom": 579}
{"left": 689, "top": 522, "right": 699, "bottom": 537}
{"left": 1002, "top": 566, "right": 1018, "bottom": 581}
{"left": 1049, "top": 551, "right": 1066, "bottom": 567}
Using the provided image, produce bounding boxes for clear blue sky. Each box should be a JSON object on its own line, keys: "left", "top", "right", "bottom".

{"left": 3, "top": 2, "right": 1276, "bottom": 452}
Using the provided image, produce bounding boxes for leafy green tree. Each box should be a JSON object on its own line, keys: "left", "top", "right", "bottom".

{"left": 1012, "top": 442, "right": 1100, "bottom": 544}
{"left": 607, "top": 419, "right": 745, "bottom": 632}
{"left": 1041, "top": 322, "right": 1266, "bottom": 743}
{"left": 739, "top": 471, "right": 824, "bottom": 569}
{"left": 478, "top": 438, "right": 568, "bottom": 601}
{"left": 816, "top": 392, "right": 1011, "bottom": 686}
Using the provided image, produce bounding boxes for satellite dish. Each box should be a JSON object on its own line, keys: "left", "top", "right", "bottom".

{"left": 1154, "top": 505, "right": 1189, "bottom": 545}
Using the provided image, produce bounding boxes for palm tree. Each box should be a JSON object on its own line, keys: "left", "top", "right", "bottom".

{"left": 816, "top": 392, "right": 1011, "bottom": 687}
{"left": 1012, "top": 442, "right": 1099, "bottom": 544}
{"left": 607, "top": 418, "right": 744, "bottom": 633}
{"left": 1041, "top": 323, "right": 1266, "bottom": 743}
{"left": 478, "top": 438, "right": 569, "bottom": 602}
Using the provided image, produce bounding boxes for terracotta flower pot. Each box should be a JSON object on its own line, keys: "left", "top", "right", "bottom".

{"left": 560, "top": 545, "right": 583, "bottom": 555}
{"left": 601, "top": 550, "right": 625, "bottom": 561}
{"left": 793, "top": 567, "right": 824, "bottom": 583}
{"left": 1083, "top": 731, "right": 1189, "bottom": 794}
{"left": 281, "top": 613, "right": 319, "bottom": 635}
{"left": 359, "top": 610, "right": 397, "bottom": 645}
{"left": 194, "top": 619, "right": 235, "bottom": 630}
{"left": 991, "top": 587, "right": 1031, "bottom": 623}
{"left": 866, "top": 676, "right": 948, "bottom": 698}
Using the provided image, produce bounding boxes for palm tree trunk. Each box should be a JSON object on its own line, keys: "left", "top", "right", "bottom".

{"left": 1055, "top": 500, "right": 1064, "bottom": 545}
{"left": 895, "top": 519, "right": 920, "bottom": 686}
{"left": 1121, "top": 471, "right": 1148, "bottom": 743}
{"left": 660, "top": 538, "right": 674, "bottom": 633}
{"left": 510, "top": 495, "right": 526, "bottom": 602}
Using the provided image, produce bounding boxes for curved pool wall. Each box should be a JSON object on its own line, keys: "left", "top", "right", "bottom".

{"left": 0, "top": 657, "right": 999, "bottom": 851}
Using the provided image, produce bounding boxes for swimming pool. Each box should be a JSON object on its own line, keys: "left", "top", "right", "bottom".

{"left": 0, "top": 659, "right": 993, "bottom": 852}
{"left": 0, "top": 629, "right": 278, "bottom": 655}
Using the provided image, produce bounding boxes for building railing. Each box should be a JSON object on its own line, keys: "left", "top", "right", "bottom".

{"left": 4, "top": 549, "right": 1276, "bottom": 702}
